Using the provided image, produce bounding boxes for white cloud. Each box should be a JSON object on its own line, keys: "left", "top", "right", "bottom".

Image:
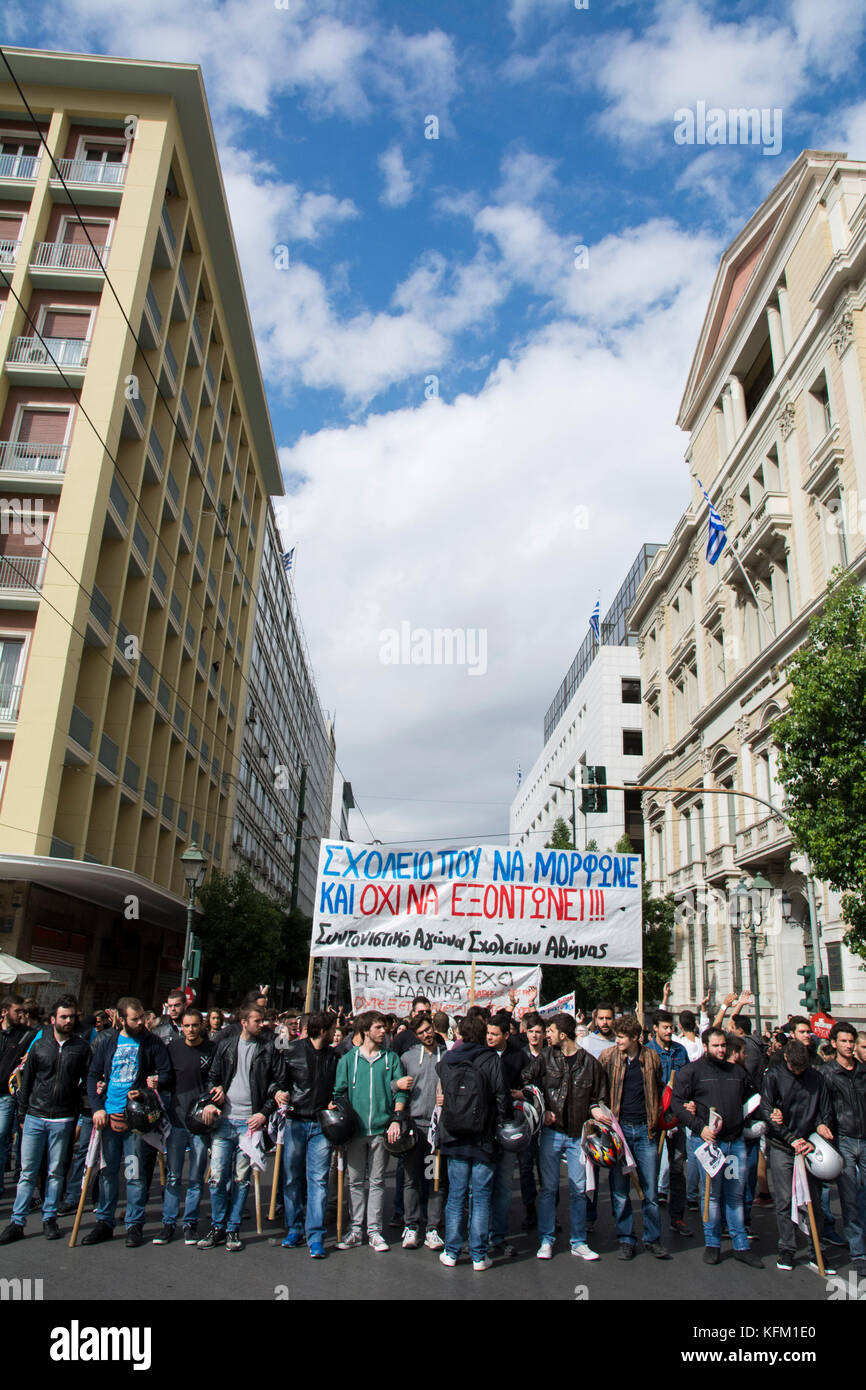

{"left": 378, "top": 144, "right": 414, "bottom": 208}
{"left": 818, "top": 101, "right": 866, "bottom": 160}
{"left": 495, "top": 146, "right": 558, "bottom": 205}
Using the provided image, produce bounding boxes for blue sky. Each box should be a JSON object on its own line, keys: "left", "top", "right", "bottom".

{"left": 5, "top": 0, "right": 866, "bottom": 844}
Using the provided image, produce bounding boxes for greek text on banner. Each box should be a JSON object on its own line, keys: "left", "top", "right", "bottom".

{"left": 349, "top": 963, "right": 540, "bottom": 1017}
{"left": 311, "top": 841, "right": 642, "bottom": 967}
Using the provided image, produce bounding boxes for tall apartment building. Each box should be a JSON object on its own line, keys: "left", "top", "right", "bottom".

{"left": 510, "top": 544, "right": 660, "bottom": 855}
{"left": 0, "top": 49, "right": 291, "bottom": 1010}
{"left": 629, "top": 150, "right": 866, "bottom": 1023}
{"left": 228, "top": 502, "right": 336, "bottom": 920}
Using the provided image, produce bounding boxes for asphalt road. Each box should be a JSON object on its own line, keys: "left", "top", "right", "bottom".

{"left": 0, "top": 1154, "right": 846, "bottom": 1303}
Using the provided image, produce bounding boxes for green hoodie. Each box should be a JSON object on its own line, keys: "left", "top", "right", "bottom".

{"left": 334, "top": 1045, "right": 406, "bottom": 1137}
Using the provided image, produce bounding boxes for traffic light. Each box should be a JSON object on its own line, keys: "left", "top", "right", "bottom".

{"left": 797, "top": 964, "right": 817, "bottom": 1012}
{"left": 581, "top": 766, "right": 608, "bottom": 815}
{"left": 816, "top": 975, "right": 831, "bottom": 1012}
{"left": 187, "top": 933, "right": 202, "bottom": 982}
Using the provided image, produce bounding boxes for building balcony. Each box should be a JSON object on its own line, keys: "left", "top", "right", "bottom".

{"left": 95, "top": 732, "right": 119, "bottom": 785}
{"left": 149, "top": 558, "right": 167, "bottom": 611}
{"left": 128, "top": 521, "right": 151, "bottom": 578}
{"left": 50, "top": 158, "right": 126, "bottom": 205}
{"left": 192, "top": 428, "right": 205, "bottom": 467}
{"left": 120, "top": 756, "right": 140, "bottom": 804}
{"left": 167, "top": 589, "right": 182, "bottom": 636}
{"left": 29, "top": 239, "right": 111, "bottom": 290}
{"left": 104, "top": 476, "right": 130, "bottom": 540}
{"left": 0, "top": 152, "right": 40, "bottom": 196}
{"left": 142, "top": 776, "right": 159, "bottom": 816}
{"left": 0, "top": 239, "right": 20, "bottom": 268}
{"left": 705, "top": 842, "right": 738, "bottom": 882}
{"left": 214, "top": 399, "right": 226, "bottom": 443}
{"left": 136, "top": 654, "right": 155, "bottom": 703}
{"left": 162, "top": 470, "right": 180, "bottom": 524}
{"left": 85, "top": 585, "right": 112, "bottom": 647}
{"left": 122, "top": 390, "right": 147, "bottom": 442}
{"left": 144, "top": 428, "right": 164, "bottom": 483}
{"left": 154, "top": 202, "right": 176, "bottom": 268}
{"left": 141, "top": 283, "right": 162, "bottom": 350}
{"left": 0, "top": 440, "right": 68, "bottom": 488}
{"left": 188, "top": 314, "right": 204, "bottom": 367}
{"left": 0, "top": 682, "right": 23, "bottom": 726}
{"left": 172, "top": 262, "right": 191, "bottom": 322}
{"left": 736, "top": 813, "right": 792, "bottom": 867}
{"left": 7, "top": 336, "right": 90, "bottom": 385}
{"left": 202, "top": 359, "right": 215, "bottom": 405}
{"left": 65, "top": 704, "right": 93, "bottom": 765}
{"left": 193, "top": 540, "right": 206, "bottom": 583}
{"left": 0, "top": 553, "right": 46, "bottom": 605}
{"left": 113, "top": 620, "right": 134, "bottom": 677}
{"left": 725, "top": 491, "right": 792, "bottom": 573}
{"left": 177, "top": 388, "right": 192, "bottom": 439}
{"left": 159, "top": 340, "right": 178, "bottom": 398}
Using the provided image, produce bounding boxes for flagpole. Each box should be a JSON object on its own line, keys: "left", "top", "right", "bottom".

{"left": 724, "top": 540, "right": 776, "bottom": 643}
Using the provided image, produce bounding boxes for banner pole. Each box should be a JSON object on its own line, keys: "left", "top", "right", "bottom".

{"left": 638, "top": 969, "right": 644, "bottom": 1028}
{"left": 469, "top": 961, "right": 476, "bottom": 1006}
{"left": 303, "top": 955, "right": 315, "bottom": 1012}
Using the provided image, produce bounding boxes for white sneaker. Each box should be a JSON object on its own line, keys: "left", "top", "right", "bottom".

{"left": 425, "top": 1229, "right": 445, "bottom": 1250}
{"left": 402, "top": 1227, "right": 421, "bottom": 1249}
{"left": 473, "top": 1257, "right": 492, "bottom": 1271}
{"left": 571, "top": 1243, "right": 599, "bottom": 1261}
{"left": 368, "top": 1233, "right": 389, "bottom": 1253}
{"left": 439, "top": 1251, "right": 458, "bottom": 1267}
{"left": 536, "top": 1242, "right": 554, "bottom": 1260}
{"left": 336, "top": 1230, "right": 362, "bottom": 1250}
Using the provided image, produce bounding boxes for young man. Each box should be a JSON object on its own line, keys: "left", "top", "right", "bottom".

{"left": 156, "top": 1008, "right": 214, "bottom": 1246}
{"left": 199, "top": 1003, "right": 280, "bottom": 1252}
{"left": 436, "top": 1013, "right": 507, "bottom": 1271}
{"left": 154, "top": 989, "right": 186, "bottom": 1044}
{"left": 274, "top": 1011, "right": 338, "bottom": 1259}
{"left": 811, "top": 1021, "right": 866, "bottom": 1279}
{"left": 670, "top": 1027, "right": 761, "bottom": 1267}
{"left": 83, "top": 996, "right": 172, "bottom": 1247}
{"left": 646, "top": 1009, "right": 692, "bottom": 1238}
{"left": 332, "top": 1011, "right": 406, "bottom": 1251}
{"left": 484, "top": 1010, "right": 526, "bottom": 1258}
{"left": 599, "top": 1014, "right": 669, "bottom": 1260}
{"left": 578, "top": 1002, "right": 617, "bottom": 1060}
{"left": 0, "top": 995, "right": 90, "bottom": 1243}
{"left": 0, "top": 995, "right": 35, "bottom": 1196}
{"left": 517, "top": 1011, "right": 546, "bottom": 1227}
{"left": 855, "top": 1032, "right": 866, "bottom": 1065}
{"left": 523, "top": 1012, "right": 609, "bottom": 1261}
{"left": 394, "top": 1013, "right": 448, "bottom": 1250}
{"left": 760, "top": 1037, "right": 835, "bottom": 1273}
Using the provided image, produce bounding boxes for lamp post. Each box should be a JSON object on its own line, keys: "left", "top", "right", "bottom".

{"left": 731, "top": 871, "right": 771, "bottom": 1034}
{"left": 180, "top": 842, "right": 208, "bottom": 991}
{"left": 549, "top": 780, "right": 577, "bottom": 849}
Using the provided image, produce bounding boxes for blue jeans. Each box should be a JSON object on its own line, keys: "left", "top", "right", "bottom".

{"left": 538, "top": 1127, "right": 587, "bottom": 1249}
{"left": 518, "top": 1133, "right": 538, "bottom": 1207}
{"left": 163, "top": 1125, "right": 208, "bottom": 1227}
{"left": 444, "top": 1156, "right": 495, "bottom": 1263}
{"left": 744, "top": 1138, "right": 759, "bottom": 1225}
{"left": 209, "top": 1116, "right": 253, "bottom": 1232}
{"left": 94, "top": 1125, "right": 146, "bottom": 1230}
{"left": 837, "top": 1136, "right": 866, "bottom": 1261}
{"left": 283, "top": 1118, "right": 331, "bottom": 1244}
{"left": 490, "top": 1149, "right": 516, "bottom": 1246}
{"left": 12, "top": 1115, "right": 76, "bottom": 1225}
{"left": 0, "top": 1093, "right": 17, "bottom": 1191}
{"left": 820, "top": 1181, "right": 841, "bottom": 1237}
{"left": 687, "top": 1141, "right": 701, "bottom": 1205}
{"left": 611, "top": 1123, "right": 661, "bottom": 1246}
{"left": 63, "top": 1116, "right": 93, "bottom": 1205}
{"left": 687, "top": 1134, "right": 749, "bottom": 1251}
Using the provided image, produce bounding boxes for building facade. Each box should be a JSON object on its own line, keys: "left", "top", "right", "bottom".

{"left": 0, "top": 50, "right": 288, "bottom": 1009}
{"left": 510, "top": 545, "right": 660, "bottom": 855}
{"left": 629, "top": 150, "right": 866, "bottom": 1024}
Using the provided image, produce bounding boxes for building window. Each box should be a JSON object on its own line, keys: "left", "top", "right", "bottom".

{"left": 808, "top": 372, "right": 833, "bottom": 442}
{"left": 742, "top": 331, "right": 774, "bottom": 419}
{"left": 622, "top": 729, "right": 643, "bottom": 757}
{"left": 826, "top": 942, "right": 844, "bottom": 994}
{"left": 621, "top": 677, "right": 641, "bottom": 704}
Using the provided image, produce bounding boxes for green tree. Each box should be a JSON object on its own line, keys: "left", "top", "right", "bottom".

{"left": 546, "top": 817, "right": 573, "bottom": 849}
{"left": 542, "top": 833, "right": 675, "bottom": 1012}
{"left": 773, "top": 568, "right": 866, "bottom": 960}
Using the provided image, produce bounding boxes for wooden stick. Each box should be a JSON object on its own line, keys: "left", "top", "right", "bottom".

{"left": 434, "top": 1150, "right": 440, "bottom": 1193}
{"left": 303, "top": 956, "right": 315, "bottom": 1013}
{"left": 637, "top": 968, "right": 644, "bottom": 1028}
{"left": 469, "top": 962, "right": 476, "bottom": 1007}
{"left": 204, "top": 1163, "right": 210, "bottom": 1185}
{"left": 657, "top": 1130, "right": 666, "bottom": 1158}
{"left": 268, "top": 1140, "right": 283, "bottom": 1221}
{"left": 157, "top": 1151, "right": 166, "bottom": 1188}
{"left": 337, "top": 1148, "right": 344, "bottom": 1243}
{"left": 630, "top": 1169, "right": 644, "bottom": 1201}
{"left": 703, "top": 1171, "right": 711, "bottom": 1223}
{"left": 69, "top": 1163, "right": 94, "bottom": 1248}
{"left": 805, "top": 1195, "right": 824, "bottom": 1276}
{"left": 254, "top": 1168, "right": 262, "bottom": 1234}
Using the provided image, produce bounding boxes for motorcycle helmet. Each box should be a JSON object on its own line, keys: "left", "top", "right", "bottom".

{"left": 805, "top": 1134, "right": 843, "bottom": 1181}
{"left": 514, "top": 1085, "right": 544, "bottom": 1137}
{"left": 581, "top": 1118, "right": 623, "bottom": 1167}
{"left": 125, "top": 1090, "right": 162, "bottom": 1134}
{"left": 496, "top": 1113, "right": 531, "bottom": 1152}
{"left": 318, "top": 1096, "right": 357, "bottom": 1145}
{"left": 384, "top": 1115, "right": 419, "bottom": 1156}
{"left": 185, "top": 1092, "right": 221, "bottom": 1135}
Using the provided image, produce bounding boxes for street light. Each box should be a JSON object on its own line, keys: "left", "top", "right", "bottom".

{"left": 549, "top": 780, "right": 577, "bottom": 849}
{"left": 180, "top": 842, "right": 208, "bottom": 991}
{"left": 731, "top": 871, "right": 771, "bottom": 1033}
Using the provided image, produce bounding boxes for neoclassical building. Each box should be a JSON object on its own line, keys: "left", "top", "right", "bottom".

{"left": 628, "top": 150, "right": 866, "bottom": 1025}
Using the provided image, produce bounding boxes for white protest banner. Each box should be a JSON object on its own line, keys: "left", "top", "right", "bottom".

{"left": 538, "top": 991, "right": 576, "bottom": 1019}
{"left": 311, "top": 841, "right": 642, "bottom": 966}
{"left": 349, "top": 962, "right": 540, "bottom": 1017}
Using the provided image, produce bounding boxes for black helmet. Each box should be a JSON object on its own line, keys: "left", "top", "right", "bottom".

{"left": 496, "top": 1113, "right": 531, "bottom": 1153}
{"left": 125, "top": 1090, "right": 162, "bottom": 1134}
{"left": 318, "top": 1096, "right": 357, "bottom": 1145}
{"left": 384, "top": 1115, "right": 419, "bottom": 1157}
{"left": 185, "top": 1093, "right": 220, "bottom": 1136}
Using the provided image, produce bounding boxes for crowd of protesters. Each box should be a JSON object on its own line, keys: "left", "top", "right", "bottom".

{"left": 0, "top": 983, "right": 864, "bottom": 1279}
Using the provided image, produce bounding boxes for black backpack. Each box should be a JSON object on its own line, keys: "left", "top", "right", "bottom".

{"left": 440, "top": 1057, "right": 492, "bottom": 1138}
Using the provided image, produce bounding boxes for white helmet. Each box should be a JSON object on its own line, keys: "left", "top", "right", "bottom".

{"left": 805, "top": 1134, "right": 843, "bottom": 1181}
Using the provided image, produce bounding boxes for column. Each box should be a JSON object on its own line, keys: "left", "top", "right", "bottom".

{"left": 767, "top": 301, "right": 785, "bottom": 372}
{"left": 728, "top": 375, "right": 748, "bottom": 435}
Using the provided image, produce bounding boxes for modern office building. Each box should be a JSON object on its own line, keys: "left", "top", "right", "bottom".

{"left": 0, "top": 49, "right": 300, "bottom": 1010}
{"left": 629, "top": 150, "right": 866, "bottom": 1023}
{"left": 510, "top": 544, "right": 661, "bottom": 855}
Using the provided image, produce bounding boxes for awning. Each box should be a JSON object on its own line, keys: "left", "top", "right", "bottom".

{"left": 0, "top": 951, "right": 51, "bottom": 985}
{"left": 0, "top": 855, "right": 191, "bottom": 933}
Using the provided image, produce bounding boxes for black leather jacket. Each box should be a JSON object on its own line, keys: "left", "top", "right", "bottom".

{"left": 821, "top": 1058, "right": 866, "bottom": 1139}
{"left": 19, "top": 1032, "right": 91, "bottom": 1120}
{"left": 0, "top": 1022, "right": 36, "bottom": 1088}
{"left": 207, "top": 1031, "right": 280, "bottom": 1119}
{"left": 276, "top": 1038, "right": 338, "bottom": 1120}
{"left": 522, "top": 1046, "right": 609, "bottom": 1137}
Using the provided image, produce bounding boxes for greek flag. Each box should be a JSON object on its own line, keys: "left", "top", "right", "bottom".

{"left": 282, "top": 548, "right": 294, "bottom": 573}
{"left": 589, "top": 598, "right": 600, "bottom": 641}
{"left": 697, "top": 480, "right": 727, "bottom": 565}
